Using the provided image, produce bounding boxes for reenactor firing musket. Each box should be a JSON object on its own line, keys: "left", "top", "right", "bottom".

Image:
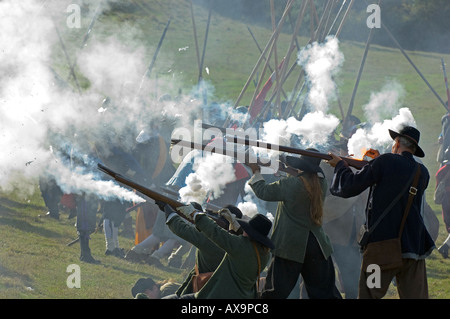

{"left": 96, "top": 164, "right": 227, "bottom": 228}
{"left": 199, "top": 123, "right": 369, "bottom": 170}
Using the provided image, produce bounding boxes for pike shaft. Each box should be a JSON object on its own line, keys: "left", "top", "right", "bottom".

{"left": 442, "top": 58, "right": 450, "bottom": 112}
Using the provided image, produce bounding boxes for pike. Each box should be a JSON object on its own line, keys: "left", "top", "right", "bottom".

{"left": 198, "top": 123, "right": 369, "bottom": 170}
{"left": 344, "top": 2, "right": 377, "bottom": 132}
{"left": 441, "top": 58, "right": 450, "bottom": 112}
{"left": 233, "top": 0, "right": 294, "bottom": 109}
{"left": 52, "top": 18, "right": 82, "bottom": 95}
{"left": 97, "top": 164, "right": 227, "bottom": 228}
{"left": 66, "top": 0, "right": 104, "bottom": 83}
{"left": 136, "top": 18, "right": 171, "bottom": 97}
{"left": 360, "top": 0, "right": 448, "bottom": 111}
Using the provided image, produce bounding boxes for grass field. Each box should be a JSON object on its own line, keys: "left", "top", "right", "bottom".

{"left": 1, "top": 0, "right": 450, "bottom": 299}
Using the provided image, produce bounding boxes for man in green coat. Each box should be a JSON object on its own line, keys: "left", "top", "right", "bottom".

{"left": 164, "top": 205, "right": 273, "bottom": 299}
{"left": 248, "top": 150, "right": 341, "bottom": 299}
{"left": 162, "top": 203, "right": 242, "bottom": 296}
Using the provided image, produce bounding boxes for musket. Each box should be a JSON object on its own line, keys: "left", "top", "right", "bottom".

{"left": 198, "top": 123, "right": 369, "bottom": 170}
{"left": 171, "top": 138, "right": 315, "bottom": 176}
{"left": 97, "top": 164, "right": 227, "bottom": 228}
{"left": 232, "top": 137, "right": 368, "bottom": 170}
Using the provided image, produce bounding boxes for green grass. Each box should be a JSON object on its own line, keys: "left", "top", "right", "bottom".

{"left": 2, "top": 0, "right": 450, "bottom": 299}
{"left": 0, "top": 186, "right": 186, "bottom": 299}
{"left": 0, "top": 186, "right": 449, "bottom": 299}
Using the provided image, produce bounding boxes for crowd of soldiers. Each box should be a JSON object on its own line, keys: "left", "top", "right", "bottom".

{"left": 37, "top": 100, "right": 447, "bottom": 299}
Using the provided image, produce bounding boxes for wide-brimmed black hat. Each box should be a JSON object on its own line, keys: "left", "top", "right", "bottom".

{"left": 388, "top": 126, "right": 425, "bottom": 158}
{"left": 131, "top": 277, "right": 155, "bottom": 298}
{"left": 237, "top": 214, "right": 274, "bottom": 249}
{"left": 284, "top": 148, "right": 324, "bottom": 176}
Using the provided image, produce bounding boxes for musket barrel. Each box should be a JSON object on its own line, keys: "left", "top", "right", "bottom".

{"left": 98, "top": 163, "right": 182, "bottom": 208}
{"left": 97, "top": 164, "right": 226, "bottom": 226}
{"left": 193, "top": 125, "right": 370, "bottom": 170}
{"left": 170, "top": 138, "right": 277, "bottom": 170}
{"left": 228, "top": 136, "right": 369, "bottom": 169}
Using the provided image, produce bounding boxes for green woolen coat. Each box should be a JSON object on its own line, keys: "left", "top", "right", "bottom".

{"left": 166, "top": 214, "right": 225, "bottom": 295}
{"left": 249, "top": 172, "right": 333, "bottom": 263}
{"left": 193, "top": 214, "right": 270, "bottom": 299}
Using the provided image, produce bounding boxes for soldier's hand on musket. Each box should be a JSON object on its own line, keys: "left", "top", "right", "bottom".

{"left": 219, "top": 208, "right": 241, "bottom": 232}
{"left": 156, "top": 200, "right": 177, "bottom": 220}
{"left": 155, "top": 200, "right": 167, "bottom": 212}
{"left": 246, "top": 162, "right": 261, "bottom": 174}
{"left": 177, "top": 203, "right": 201, "bottom": 221}
{"left": 327, "top": 152, "right": 343, "bottom": 167}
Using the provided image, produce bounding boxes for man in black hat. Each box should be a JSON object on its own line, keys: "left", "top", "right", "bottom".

{"left": 163, "top": 205, "right": 273, "bottom": 299}
{"left": 131, "top": 277, "right": 180, "bottom": 299}
{"left": 327, "top": 125, "right": 435, "bottom": 299}
{"left": 160, "top": 202, "right": 243, "bottom": 296}
{"left": 247, "top": 149, "right": 341, "bottom": 299}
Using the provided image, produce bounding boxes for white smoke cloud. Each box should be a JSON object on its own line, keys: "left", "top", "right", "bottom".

{"left": 48, "top": 160, "right": 145, "bottom": 203}
{"left": 237, "top": 183, "right": 274, "bottom": 223}
{"left": 348, "top": 107, "right": 416, "bottom": 159}
{"left": 255, "top": 36, "right": 343, "bottom": 152}
{"left": 363, "top": 80, "right": 406, "bottom": 124}
{"left": 347, "top": 80, "right": 414, "bottom": 158}
{"left": 0, "top": 0, "right": 202, "bottom": 203}
{"left": 179, "top": 153, "right": 237, "bottom": 204}
{"left": 260, "top": 112, "right": 339, "bottom": 149}
{"left": 179, "top": 173, "right": 208, "bottom": 204}
{"left": 297, "top": 36, "right": 345, "bottom": 113}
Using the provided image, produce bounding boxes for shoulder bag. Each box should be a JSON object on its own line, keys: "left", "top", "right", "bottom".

{"left": 192, "top": 264, "right": 214, "bottom": 293}
{"left": 361, "top": 163, "right": 421, "bottom": 270}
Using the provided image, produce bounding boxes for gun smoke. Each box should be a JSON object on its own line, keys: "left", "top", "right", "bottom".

{"left": 348, "top": 82, "right": 415, "bottom": 159}
{"left": 1, "top": 0, "right": 419, "bottom": 212}
{"left": 0, "top": 0, "right": 201, "bottom": 202}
